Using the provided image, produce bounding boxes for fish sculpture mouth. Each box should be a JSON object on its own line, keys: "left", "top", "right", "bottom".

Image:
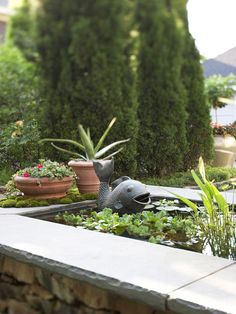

{"left": 133, "top": 193, "right": 151, "bottom": 205}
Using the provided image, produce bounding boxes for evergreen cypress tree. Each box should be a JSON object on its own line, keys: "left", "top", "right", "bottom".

{"left": 136, "top": 0, "right": 188, "bottom": 176}
{"left": 173, "top": 0, "right": 214, "bottom": 168}
{"left": 182, "top": 35, "right": 214, "bottom": 169}
{"left": 37, "top": 0, "right": 138, "bottom": 176}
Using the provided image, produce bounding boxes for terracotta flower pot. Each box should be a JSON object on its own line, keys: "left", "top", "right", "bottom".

{"left": 14, "top": 176, "right": 74, "bottom": 200}
{"left": 68, "top": 160, "right": 99, "bottom": 194}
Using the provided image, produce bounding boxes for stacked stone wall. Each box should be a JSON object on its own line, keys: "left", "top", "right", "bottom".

{"left": 0, "top": 254, "right": 173, "bottom": 314}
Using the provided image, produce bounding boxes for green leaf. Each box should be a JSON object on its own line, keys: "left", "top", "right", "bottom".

{"left": 95, "top": 139, "right": 130, "bottom": 158}
{"left": 198, "top": 156, "right": 206, "bottom": 182}
{"left": 78, "top": 124, "right": 95, "bottom": 159}
{"left": 191, "top": 170, "right": 212, "bottom": 202}
{"left": 165, "top": 189, "right": 198, "bottom": 215}
{"left": 95, "top": 117, "right": 117, "bottom": 153}
{"left": 211, "top": 184, "right": 229, "bottom": 214}
{"left": 102, "top": 147, "right": 123, "bottom": 160}
{"left": 39, "top": 138, "right": 85, "bottom": 151}
{"left": 200, "top": 194, "right": 213, "bottom": 216}
{"left": 50, "top": 143, "right": 86, "bottom": 160}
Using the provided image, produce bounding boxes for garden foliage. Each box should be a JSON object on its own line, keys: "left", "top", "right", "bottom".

{"left": 36, "top": 0, "right": 138, "bottom": 176}
{"left": 136, "top": 0, "right": 188, "bottom": 176}
{"left": 0, "top": 120, "right": 41, "bottom": 171}
{"left": 0, "top": 46, "right": 41, "bottom": 175}
{"left": 0, "top": 0, "right": 214, "bottom": 180}
{"left": 205, "top": 74, "right": 236, "bottom": 109}
{"left": 7, "top": 0, "right": 38, "bottom": 62}
{"left": 180, "top": 21, "right": 213, "bottom": 168}
{"left": 0, "top": 46, "right": 38, "bottom": 125}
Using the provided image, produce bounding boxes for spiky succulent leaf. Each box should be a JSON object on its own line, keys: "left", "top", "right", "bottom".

{"left": 78, "top": 124, "right": 95, "bottom": 159}
{"left": 51, "top": 143, "right": 87, "bottom": 160}
{"left": 95, "top": 138, "right": 130, "bottom": 159}
{"left": 95, "top": 117, "right": 117, "bottom": 153}
{"left": 103, "top": 147, "right": 123, "bottom": 160}
{"left": 39, "top": 138, "right": 85, "bottom": 151}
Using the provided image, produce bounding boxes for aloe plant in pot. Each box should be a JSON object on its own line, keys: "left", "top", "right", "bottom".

{"left": 39, "top": 118, "right": 130, "bottom": 194}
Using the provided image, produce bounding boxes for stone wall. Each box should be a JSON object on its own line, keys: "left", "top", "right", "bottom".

{"left": 0, "top": 254, "right": 172, "bottom": 314}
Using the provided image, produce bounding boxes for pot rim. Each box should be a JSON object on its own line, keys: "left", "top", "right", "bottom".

{"left": 68, "top": 160, "right": 94, "bottom": 167}
{"left": 14, "top": 175, "right": 74, "bottom": 183}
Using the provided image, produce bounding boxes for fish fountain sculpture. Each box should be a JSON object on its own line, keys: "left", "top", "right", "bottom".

{"left": 93, "top": 159, "right": 151, "bottom": 214}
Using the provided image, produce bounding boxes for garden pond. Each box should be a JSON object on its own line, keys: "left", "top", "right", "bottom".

{"left": 38, "top": 198, "right": 236, "bottom": 261}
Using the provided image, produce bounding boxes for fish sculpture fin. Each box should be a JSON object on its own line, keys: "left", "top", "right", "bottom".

{"left": 111, "top": 176, "right": 130, "bottom": 190}
{"left": 93, "top": 159, "right": 114, "bottom": 182}
{"left": 114, "top": 201, "right": 123, "bottom": 210}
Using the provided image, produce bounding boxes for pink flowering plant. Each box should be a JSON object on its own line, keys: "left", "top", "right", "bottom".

{"left": 211, "top": 123, "right": 236, "bottom": 137}
{"left": 16, "top": 160, "right": 73, "bottom": 179}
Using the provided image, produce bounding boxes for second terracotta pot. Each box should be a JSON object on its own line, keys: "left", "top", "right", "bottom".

{"left": 68, "top": 160, "right": 100, "bottom": 194}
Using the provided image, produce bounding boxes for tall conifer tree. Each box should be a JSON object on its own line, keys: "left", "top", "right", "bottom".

{"left": 174, "top": 1, "right": 214, "bottom": 168}
{"left": 136, "top": 0, "right": 188, "bottom": 176}
{"left": 37, "top": 0, "right": 138, "bottom": 175}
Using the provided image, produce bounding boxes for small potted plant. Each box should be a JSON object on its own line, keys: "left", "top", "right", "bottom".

{"left": 39, "top": 118, "right": 130, "bottom": 194}
{"left": 14, "top": 160, "right": 74, "bottom": 199}
{"left": 211, "top": 123, "right": 236, "bottom": 167}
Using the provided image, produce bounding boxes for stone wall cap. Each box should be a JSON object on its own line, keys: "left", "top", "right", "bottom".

{"left": 0, "top": 214, "right": 234, "bottom": 313}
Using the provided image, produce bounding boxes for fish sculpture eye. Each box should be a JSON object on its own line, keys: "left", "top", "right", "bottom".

{"left": 127, "top": 185, "right": 134, "bottom": 192}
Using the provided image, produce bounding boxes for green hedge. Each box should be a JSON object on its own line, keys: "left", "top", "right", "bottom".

{"left": 142, "top": 167, "right": 236, "bottom": 188}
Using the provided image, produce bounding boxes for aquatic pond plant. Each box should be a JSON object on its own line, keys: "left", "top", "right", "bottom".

{"left": 56, "top": 203, "right": 198, "bottom": 250}
{"left": 56, "top": 158, "right": 236, "bottom": 260}
{"left": 173, "top": 157, "right": 236, "bottom": 260}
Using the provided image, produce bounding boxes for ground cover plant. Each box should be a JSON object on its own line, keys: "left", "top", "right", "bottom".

{"left": 0, "top": 189, "right": 97, "bottom": 208}
{"left": 142, "top": 166, "right": 236, "bottom": 188}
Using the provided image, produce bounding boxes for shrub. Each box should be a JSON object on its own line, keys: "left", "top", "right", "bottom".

{"left": 0, "top": 120, "right": 41, "bottom": 170}
{"left": 0, "top": 46, "right": 39, "bottom": 125}
{"left": 0, "top": 45, "right": 41, "bottom": 171}
{"left": 7, "top": 0, "right": 38, "bottom": 62}
{"left": 36, "top": 0, "right": 138, "bottom": 176}
{"left": 142, "top": 166, "right": 236, "bottom": 188}
{"left": 0, "top": 167, "right": 14, "bottom": 185}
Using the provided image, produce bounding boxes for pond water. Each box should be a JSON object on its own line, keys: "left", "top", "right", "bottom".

{"left": 39, "top": 198, "right": 236, "bottom": 261}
